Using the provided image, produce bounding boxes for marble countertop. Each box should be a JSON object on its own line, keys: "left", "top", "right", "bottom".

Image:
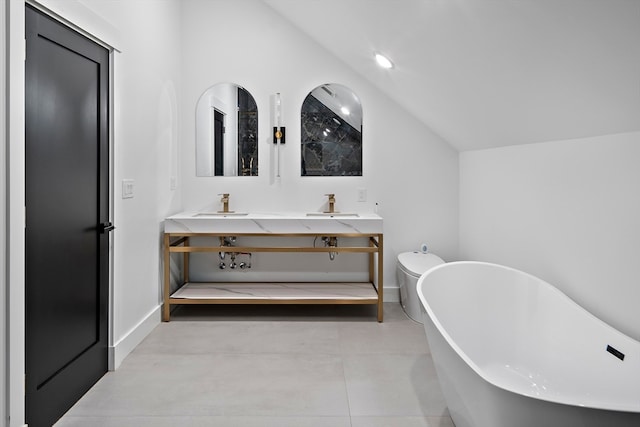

{"left": 164, "top": 211, "right": 383, "bottom": 234}
{"left": 171, "top": 282, "right": 378, "bottom": 300}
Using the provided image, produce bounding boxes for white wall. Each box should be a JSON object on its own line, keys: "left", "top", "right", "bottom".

{"left": 6, "top": 1, "right": 25, "bottom": 424}
{"left": 24, "top": 0, "right": 182, "bottom": 369}
{"left": 5, "top": 1, "right": 181, "bottom": 424}
{"left": 179, "top": 0, "right": 459, "bottom": 293}
{"left": 1, "top": 1, "right": 6, "bottom": 423}
{"left": 460, "top": 132, "right": 640, "bottom": 340}
{"left": 5, "top": 0, "right": 457, "bottom": 422}
{"left": 77, "top": 0, "right": 183, "bottom": 367}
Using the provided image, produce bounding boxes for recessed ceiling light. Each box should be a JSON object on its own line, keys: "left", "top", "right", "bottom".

{"left": 375, "top": 53, "right": 394, "bottom": 69}
{"left": 341, "top": 106, "right": 350, "bottom": 115}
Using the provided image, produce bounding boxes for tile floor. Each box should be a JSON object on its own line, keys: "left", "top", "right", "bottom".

{"left": 56, "top": 303, "right": 455, "bottom": 427}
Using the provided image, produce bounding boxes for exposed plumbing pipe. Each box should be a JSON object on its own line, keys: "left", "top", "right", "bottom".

{"left": 230, "top": 253, "right": 237, "bottom": 269}
{"left": 217, "top": 237, "right": 252, "bottom": 270}
{"left": 322, "top": 236, "right": 338, "bottom": 260}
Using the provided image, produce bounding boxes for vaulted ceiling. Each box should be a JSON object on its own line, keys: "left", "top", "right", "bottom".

{"left": 263, "top": 0, "right": 640, "bottom": 152}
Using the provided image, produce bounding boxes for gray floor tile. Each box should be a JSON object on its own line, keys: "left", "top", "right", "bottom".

{"left": 66, "top": 353, "right": 350, "bottom": 417}
{"left": 378, "top": 302, "right": 422, "bottom": 323}
{"left": 56, "top": 416, "right": 352, "bottom": 427}
{"left": 343, "top": 353, "right": 448, "bottom": 416}
{"left": 351, "top": 416, "right": 455, "bottom": 427}
{"left": 338, "top": 320, "right": 430, "bottom": 355}
{"left": 58, "top": 303, "right": 454, "bottom": 426}
{"left": 135, "top": 321, "right": 341, "bottom": 355}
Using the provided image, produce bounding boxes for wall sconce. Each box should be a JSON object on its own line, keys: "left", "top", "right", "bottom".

{"left": 273, "top": 126, "right": 286, "bottom": 145}
{"left": 272, "top": 93, "right": 285, "bottom": 178}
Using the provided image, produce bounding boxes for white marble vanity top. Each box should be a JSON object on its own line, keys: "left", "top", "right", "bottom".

{"left": 171, "top": 282, "right": 378, "bottom": 300}
{"left": 164, "top": 211, "right": 383, "bottom": 234}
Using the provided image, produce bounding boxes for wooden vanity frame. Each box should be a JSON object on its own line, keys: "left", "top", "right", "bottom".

{"left": 163, "top": 231, "right": 384, "bottom": 322}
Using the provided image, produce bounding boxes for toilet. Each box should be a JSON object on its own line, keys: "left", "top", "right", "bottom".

{"left": 396, "top": 251, "right": 444, "bottom": 322}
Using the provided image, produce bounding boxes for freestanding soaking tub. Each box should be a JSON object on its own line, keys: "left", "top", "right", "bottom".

{"left": 417, "top": 261, "right": 640, "bottom": 427}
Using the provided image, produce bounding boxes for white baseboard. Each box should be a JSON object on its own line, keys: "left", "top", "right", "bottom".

{"left": 109, "top": 305, "right": 161, "bottom": 370}
{"left": 383, "top": 285, "right": 400, "bottom": 302}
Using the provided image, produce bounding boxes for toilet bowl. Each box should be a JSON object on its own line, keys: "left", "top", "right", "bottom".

{"left": 396, "top": 251, "right": 444, "bottom": 322}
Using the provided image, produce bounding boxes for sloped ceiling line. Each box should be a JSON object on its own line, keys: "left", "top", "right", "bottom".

{"left": 263, "top": 0, "right": 640, "bottom": 152}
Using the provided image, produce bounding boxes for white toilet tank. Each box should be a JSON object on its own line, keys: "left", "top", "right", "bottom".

{"left": 397, "top": 251, "right": 444, "bottom": 322}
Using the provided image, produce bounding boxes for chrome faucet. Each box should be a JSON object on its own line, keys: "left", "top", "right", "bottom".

{"left": 324, "top": 193, "right": 336, "bottom": 213}
{"left": 218, "top": 193, "right": 230, "bottom": 213}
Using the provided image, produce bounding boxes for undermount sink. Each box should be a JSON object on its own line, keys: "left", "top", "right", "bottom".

{"left": 192, "top": 212, "right": 248, "bottom": 217}
{"left": 306, "top": 212, "right": 359, "bottom": 217}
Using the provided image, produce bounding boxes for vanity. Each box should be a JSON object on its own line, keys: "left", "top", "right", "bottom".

{"left": 175, "top": 81, "right": 377, "bottom": 320}
{"left": 163, "top": 212, "right": 384, "bottom": 322}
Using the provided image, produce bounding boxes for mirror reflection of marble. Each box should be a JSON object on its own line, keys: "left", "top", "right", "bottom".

{"left": 301, "top": 83, "right": 362, "bottom": 176}
{"left": 196, "top": 83, "right": 258, "bottom": 176}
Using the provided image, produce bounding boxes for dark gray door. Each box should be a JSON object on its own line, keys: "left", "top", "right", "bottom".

{"left": 25, "top": 5, "right": 111, "bottom": 426}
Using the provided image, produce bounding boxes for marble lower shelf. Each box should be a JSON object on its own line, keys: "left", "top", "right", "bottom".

{"left": 170, "top": 282, "right": 379, "bottom": 303}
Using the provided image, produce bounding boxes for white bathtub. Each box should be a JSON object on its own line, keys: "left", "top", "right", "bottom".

{"left": 417, "top": 261, "right": 640, "bottom": 427}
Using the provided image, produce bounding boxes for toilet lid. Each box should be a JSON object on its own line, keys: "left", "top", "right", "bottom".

{"left": 397, "top": 252, "right": 444, "bottom": 276}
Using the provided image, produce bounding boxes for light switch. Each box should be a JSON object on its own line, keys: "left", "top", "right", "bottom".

{"left": 122, "top": 179, "right": 134, "bottom": 199}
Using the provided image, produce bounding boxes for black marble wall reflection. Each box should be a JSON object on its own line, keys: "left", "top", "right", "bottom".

{"left": 301, "top": 95, "right": 362, "bottom": 176}
{"left": 237, "top": 87, "right": 258, "bottom": 176}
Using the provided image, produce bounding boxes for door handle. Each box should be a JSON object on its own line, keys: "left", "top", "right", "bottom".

{"left": 99, "top": 222, "right": 115, "bottom": 233}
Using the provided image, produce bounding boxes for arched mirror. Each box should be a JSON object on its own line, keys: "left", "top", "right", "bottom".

{"left": 301, "top": 83, "right": 362, "bottom": 176}
{"left": 196, "top": 83, "right": 258, "bottom": 176}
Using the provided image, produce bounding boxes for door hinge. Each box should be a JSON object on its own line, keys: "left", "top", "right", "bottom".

{"left": 24, "top": 38, "right": 27, "bottom": 61}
